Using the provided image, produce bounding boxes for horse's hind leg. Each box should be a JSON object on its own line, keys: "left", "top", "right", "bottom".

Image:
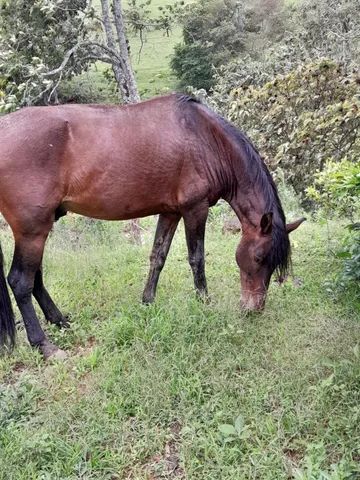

{"left": 182, "top": 203, "right": 209, "bottom": 298}
{"left": 8, "top": 230, "right": 66, "bottom": 359}
{"left": 142, "top": 213, "right": 181, "bottom": 304}
{"left": 33, "top": 268, "right": 69, "bottom": 327}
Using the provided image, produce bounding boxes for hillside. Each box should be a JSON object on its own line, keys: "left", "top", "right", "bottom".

{"left": 85, "top": 0, "right": 184, "bottom": 99}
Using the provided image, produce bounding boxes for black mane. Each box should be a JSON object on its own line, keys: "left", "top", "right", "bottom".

{"left": 218, "top": 118, "right": 291, "bottom": 277}
{"left": 176, "top": 93, "right": 290, "bottom": 277}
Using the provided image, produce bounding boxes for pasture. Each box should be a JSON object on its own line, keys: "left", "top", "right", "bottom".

{"left": 0, "top": 211, "right": 359, "bottom": 479}
{"left": 78, "top": 0, "right": 184, "bottom": 100}
{"left": 1, "top": 0, "right": 359, "bottom": 478}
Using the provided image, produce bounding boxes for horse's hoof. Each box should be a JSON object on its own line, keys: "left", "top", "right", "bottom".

{"left": 59, "top": 315, "right": 71, "bottom": 329}
{"left": 142, "top": 295, "right": 154, "bottom": 305}
{"left": 196, "top": 291, "right": 210, "bottom": 304}
{"left": 39, "top": 340, "right": 68, "bottom": 361}
{"left": 48, "top": 348, "right": 68, "bottom": 361}
{"left": 48, "top": 314, "right": 71, "bottom": 329}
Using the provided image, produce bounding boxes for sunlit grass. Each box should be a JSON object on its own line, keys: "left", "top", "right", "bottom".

{"left": 79, "top": 0, "right": 185, "bottom": 100}
{"left": 0, "top": 213, "right": 359, "bottom": 479}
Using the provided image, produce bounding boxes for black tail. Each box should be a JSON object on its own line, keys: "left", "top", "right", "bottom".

{"left": 0, "top": 241, "right": 15, "bottom": 350}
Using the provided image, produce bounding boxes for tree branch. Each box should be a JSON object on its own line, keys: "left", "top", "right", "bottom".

{"left": 42, "top": 43, "right": 81, "bottom": 77}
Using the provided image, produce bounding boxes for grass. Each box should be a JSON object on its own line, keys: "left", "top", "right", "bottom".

{"left": 73, "top": 0, "right": 184, "bottom": 101}
{"left": 125, "top": 0, "right": 184, "bottom": 97}
{"left": 0, "top": 210, "right": 359, "bottom": 479}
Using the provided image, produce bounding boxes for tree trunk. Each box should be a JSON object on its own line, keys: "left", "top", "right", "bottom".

{"left": 100, "top": 0, "right": 140, "bottom": 104}
{"left": 100, "top": 0, "right": 141, "bottom": 241}
{"left": 113, "top": 0, "right": 140, "bottom": 103}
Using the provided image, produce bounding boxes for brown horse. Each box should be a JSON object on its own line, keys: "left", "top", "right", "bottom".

{"left": 0, "top": 94, "right": 304, "bottom": 359}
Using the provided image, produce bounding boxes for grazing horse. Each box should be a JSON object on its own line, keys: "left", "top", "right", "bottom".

{"left": 0, "top": 94, "right": 304, "bottom": 359}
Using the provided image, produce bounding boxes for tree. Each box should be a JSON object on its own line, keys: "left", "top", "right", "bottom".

{"left": 290, "top": 0, "right": 360, "bottom": 66}
{"left": 170, "top": 0, "right": 290, "bottom": 91}
{"left": 0, "top": 0, "right": 137, "bottom": 110}
{"left": 0, "top": 0, "right": 91, "bottom": 111}
{"left": 97, "top": 0, "right": 140, "bottom": 103}
{"left": 228, "top": 60, "right": 360, "bottom": 194}
{"left": 0, "top": 0, "right": 182, "bottom": 111}
{"left": 171, "top": 0, "right": 247, "bottom": 90}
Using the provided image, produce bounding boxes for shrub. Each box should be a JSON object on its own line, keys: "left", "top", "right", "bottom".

{"left": 307, "top": 159, "right": 360, "bottom": 292}
{"left": 227, "top": 60, "right": 360, "bottom": 195}
{"left": 307, "top": 160, "right": 360, "bottom": 220}
{"left": 171, "top": 0, "right": 246, "bottom": 90}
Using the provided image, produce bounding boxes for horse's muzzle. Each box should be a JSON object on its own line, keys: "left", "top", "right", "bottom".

{"left": 240, "top": 292, "right": 266, "bottom": 311}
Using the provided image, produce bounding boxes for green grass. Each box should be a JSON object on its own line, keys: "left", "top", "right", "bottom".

{"left": 125, "top": 0, "right": 184, "bottom": 97}
{"left": 77, "top": 0, "right": 184, "bottom": 100}
{"left": 0, "top": 213, "right": 359, "bottom": 479}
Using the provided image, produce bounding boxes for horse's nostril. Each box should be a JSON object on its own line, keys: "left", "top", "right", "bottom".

{"left": 240, "top": 294, "right": 266, "bottom": 312}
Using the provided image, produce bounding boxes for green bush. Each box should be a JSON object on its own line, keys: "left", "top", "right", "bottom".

{"left": 0, "top": 0, "right": 89, "bottom": 111}
{"left": 171, "top": 43, "right": 215, "bottom": 91}
{"left": 58, "top": 69, "right": 119, "bottom": 105}
{"left": 307, "top": 160, "right": 360, "bottom": 220}
{"left": 227, "top": 60, "right": 360, "bottom": 195}
{"left": 307, "top": 159, "right": 360, "bottom": 292}
{"left": 171, "top": 0, "right": 246, "bottom": 90}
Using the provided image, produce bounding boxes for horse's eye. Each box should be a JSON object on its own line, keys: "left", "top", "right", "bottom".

{"left": 254, "top": 254, "right": 263, "bottom": 264}
{"left": 254, "top": 247, "right": 265, "bottom": 264}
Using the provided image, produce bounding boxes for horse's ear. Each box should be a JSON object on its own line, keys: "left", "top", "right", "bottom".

{"left": 286, "top": 217, "right": 306, "bottom": 234}
{"left": 260, "top": 212, "right": 273, "bottom": 235}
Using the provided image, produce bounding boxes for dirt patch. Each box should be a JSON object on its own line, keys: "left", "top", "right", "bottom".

{"left": 283, "top": 446, "right": 304, "bottom": 478}
{"left": 73, "top": 335, "right": 97, "bottom": 356}
{"left": 1, "top": 360, "right": 28, "bottom": 385}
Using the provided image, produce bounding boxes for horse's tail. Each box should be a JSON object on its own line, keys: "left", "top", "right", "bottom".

{"left": 0, "top": 240, "right": 15, "bottom": 350}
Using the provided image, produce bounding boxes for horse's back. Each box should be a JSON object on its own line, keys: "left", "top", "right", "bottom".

{"left": 0, "top": 95, "right": 214, "bottom": 223}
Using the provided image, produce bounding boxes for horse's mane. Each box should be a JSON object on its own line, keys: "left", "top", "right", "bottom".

{"left": 176, "top": 93, "right": 290, "bottom": 277}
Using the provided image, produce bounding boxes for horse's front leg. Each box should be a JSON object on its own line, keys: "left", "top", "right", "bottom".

{"left": 33, "top": 268, "right": 69, "bottom": 328}
{"left": 8, "top": 231, "right": 67, "bottom": 360}
{"left": 182, "top": 203, "right": 209, "bottom": 298}
{"left": 142, "top": 213, "right": 181, "bottom": 304}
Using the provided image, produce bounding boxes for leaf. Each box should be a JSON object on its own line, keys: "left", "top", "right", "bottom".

{"left": 335, "top": 251, "right": 352, "bottom": 259}
{"left": 234, "top": 415, "right": 244, "bottom": 434}
{"left": 320, "top": 374, "right": 334, "bottom": 389}
{"left": 218, "top": 424, "right": 237, "bottom": 437}
{"left": 223, "top": 436, "right": 237, "bottom": 444}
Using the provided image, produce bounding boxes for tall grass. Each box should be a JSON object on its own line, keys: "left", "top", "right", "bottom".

{"left": 0, "top": 214, "right": 359, "bottom": 479}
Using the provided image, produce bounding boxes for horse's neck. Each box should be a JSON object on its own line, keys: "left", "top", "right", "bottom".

{"left": 228, "top": 185, "right": 265, "bottom": 230}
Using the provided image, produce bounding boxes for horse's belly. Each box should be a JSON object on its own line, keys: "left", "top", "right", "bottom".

{"left": 63, "top": 174, "right": 179, "bottom": 220}
{"left": 63, "top": 198, "right": 177, "bottom": 221}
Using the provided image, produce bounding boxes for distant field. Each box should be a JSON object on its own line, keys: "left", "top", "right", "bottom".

{"left": 83, "top": 0, "right": 185, "bottom": 100}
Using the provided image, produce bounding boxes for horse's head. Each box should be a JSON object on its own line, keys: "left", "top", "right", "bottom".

{"left": 236, "top": 213, "right": 305, "bottom": 311}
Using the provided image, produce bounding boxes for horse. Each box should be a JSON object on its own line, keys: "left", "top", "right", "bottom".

{"left": 0, "top": 94, "right": 305, "bottom": 359}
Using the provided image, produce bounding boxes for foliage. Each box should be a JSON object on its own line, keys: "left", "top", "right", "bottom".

{"left": 307, "top": 159, "right": 360, "bottom": 292}
{"left": 171, "top": 43, "right": 215, "bottom": 91}
{"left": 0, "top": 0, "right": 90, "bottom": 111}
{"left": 211, "top": 37, "right": 317, "bottom": 112}
{"left": 227, "top": 60, "right": 360, "bottom": 194}
{"left": 126, "top": 0, "right": 184, "bottom": 38}
{"left": 338, "top": 227, "right": 360, "bottom": 293}
{"left": 57, "top": 69, "right": 120, "bottom": 104}
{"left": 307, "top": 160, "right": 360, "bottom": 220}
{"left": 171, "top": 0, "right": 247, "bottom": 89}
{"left": 211, "top": 0, "right": 360, "bottom": 102}
{"left": 290, "top": 0, "right": 360, "bottom": 67}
